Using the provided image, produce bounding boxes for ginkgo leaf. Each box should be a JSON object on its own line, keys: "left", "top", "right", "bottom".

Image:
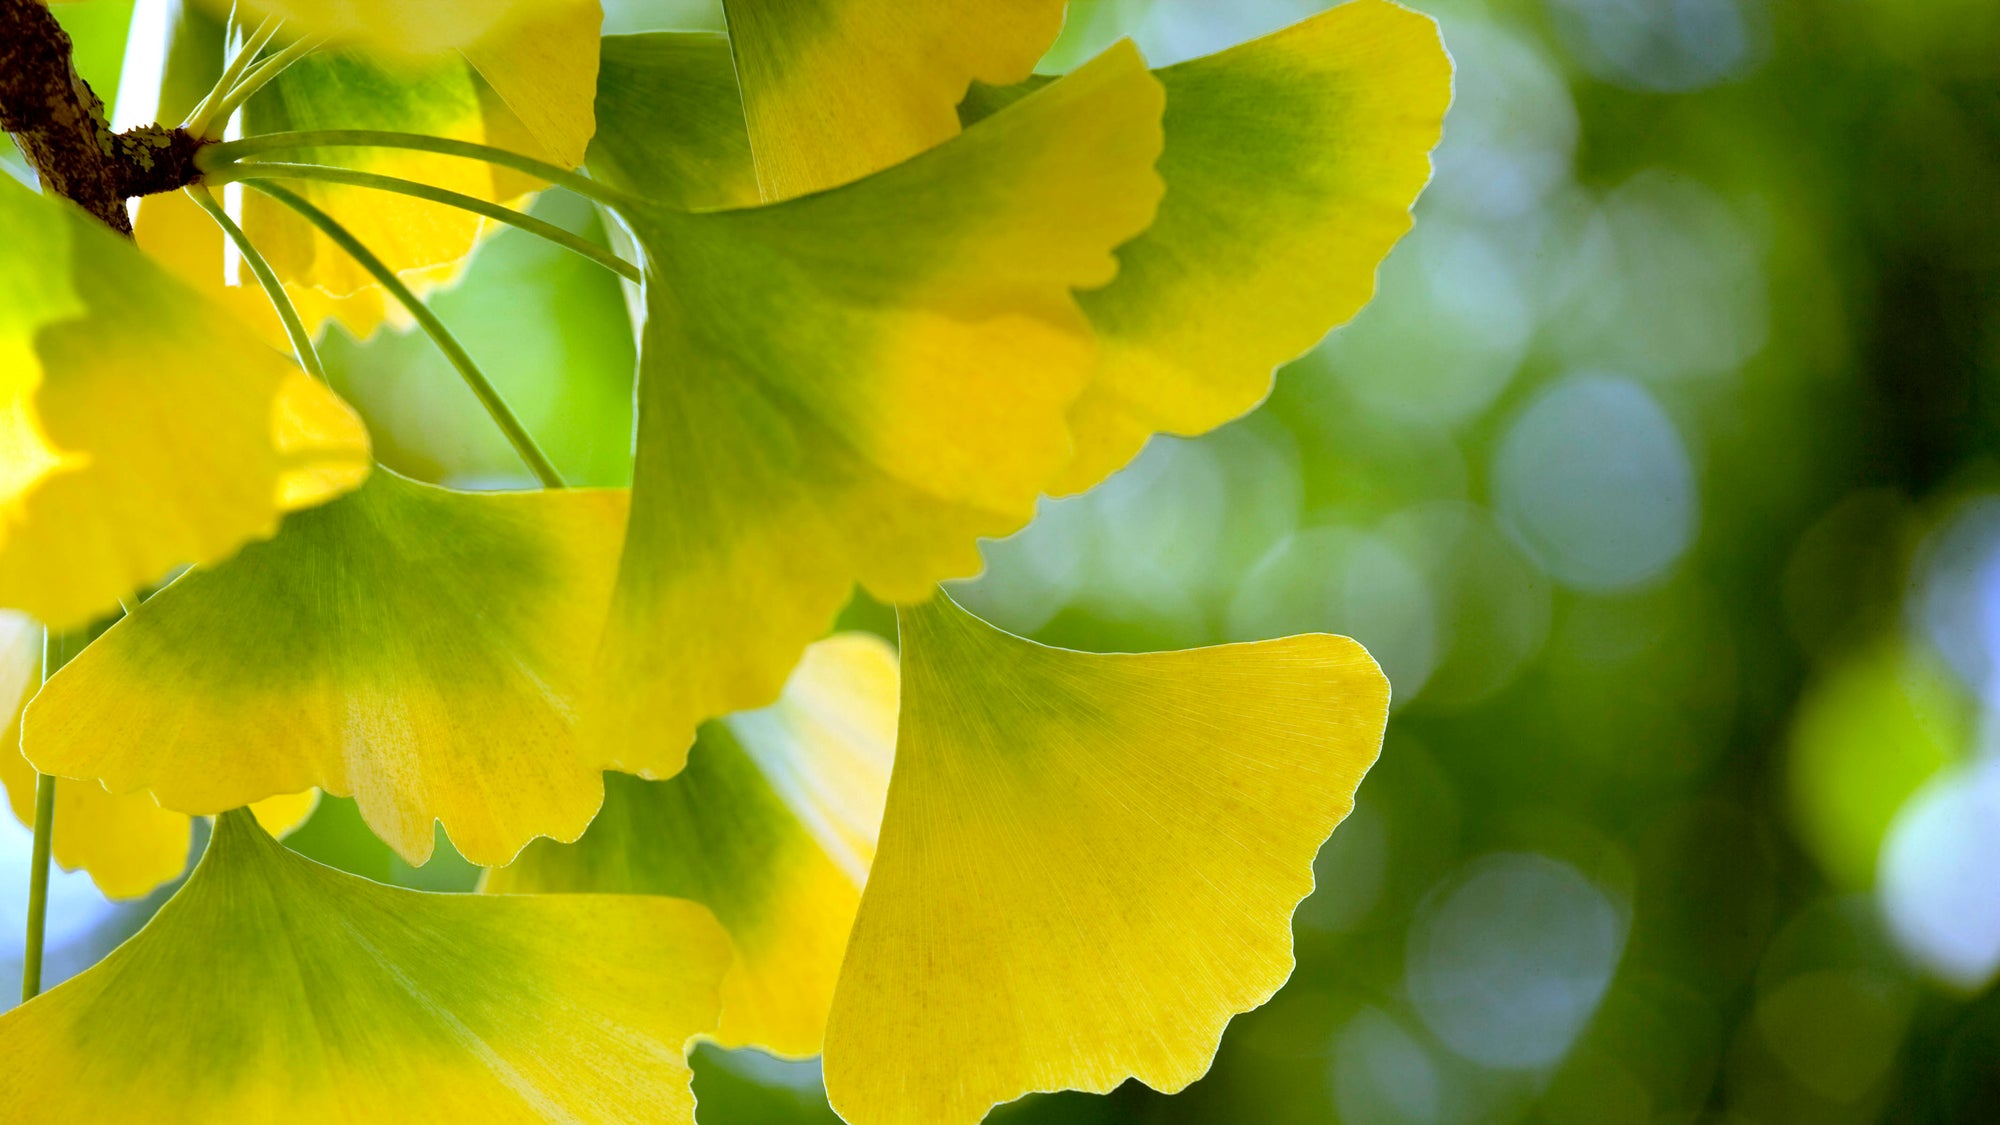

{"left": 589, "top": 32, "right": 760, "bottom": 210}
{"left": 226, "top": 0, "right": 579, "bottom": 56}
{"left": 822, "top": 593, "right": 1390, "bottom": 1125}
{"left": 489, "top": 632, "right": 897, "bottom": 1058}
{"left": 0, "top": 808, "right": 731, "bottom": 1123}
{"left": 0, "top": 175, "right": 371, "bottom": 632}
{"left": 237, "top": 48, "right": 498, "bottom": 336}
{"left": 1, "top": 608, "right": 317, "bottom": 900}
{"left": 962, "top": 0, "right": 1453, "bottom": 492}
{"left": 720, "top": 0, "right": 1068, "bottom": 200}
{"left": 22, "top": 470, "right": 627, "bottom": 867}
{"left": 461, "top": 0, "right": 601, "bottom": 173}
{"left": 0, "top": 613, "right": 181, "bottom": 899}
{"left": 147, "top": 6, "right": 601, "bottom": 340}
{"left": 590, "top": 41, "right": 1164, "bottom": 779}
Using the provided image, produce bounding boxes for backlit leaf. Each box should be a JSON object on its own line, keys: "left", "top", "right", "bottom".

{"left": 823, "top": 593, "right": 1389, "bottom": 1125}
{"left": 962, "top": 0, "right": 1453, "bottom": 491}
{"left": 226, "top": 0, "right": 581, "bottom": 56}
{"left": 588, "top": 32, "right": 759, "bottom": 209}
{"left": 147, "top": 5, "right": 601, "bottom": 340}
{"left": 0, "top": 809, "right": 730, "bottom": 1122}
{"left": 22, "top": 471, "right": 626, "bottom": 867}
{"left": 2, "top": 609, "right": 314, "bottom": 902}
{"left": 591, "top": 42, "right": 1164, "bottom": 776}
{"left": 238, "top": 48, "right": 497, "bottom": 337}
{"left": 721, "top": 0, "right": 1068, "bottom": 199}
{"left": 0, "top": 176, "right": 371, "bottom": 632}
{"left": 488, "top": 633, "right": 897, "bottom": 1058}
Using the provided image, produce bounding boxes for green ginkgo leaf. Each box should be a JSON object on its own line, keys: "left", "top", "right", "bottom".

{"left": 0, "top": 175, "right": 371, "bottom": 632}
{"left": 961, "top": 0, "right": 1453, "bottom": 492}
{"left": 22, "top": 470, "right": 626, "bottom": 867}
{"left": 0, "top": 809, "right": 730, "bottom": 1123}
{"left": 589, "top": 32, "right": 760, "bottom": 209}
{"left": 488, "top": 632, "right": 898, "bottom": 1058}
{"left": 235, "top": 48, "right": 502, "bottom": 337}
{"left": 590, "top": 41, "right": 1165, "bottom": 777}
{"left": 720, "top": 0, "right": 1068, "bottom": 200}
{"left": 822, "top": 593, "right": 1389, "bottom": 1125}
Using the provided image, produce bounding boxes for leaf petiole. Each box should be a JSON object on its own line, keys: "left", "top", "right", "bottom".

{"left": 198, "top": 130, "right": 638, "bottom": 211}
{"left": 246, "top": 181, "right": 568, "bottom": 490}
{"left": 20, "top": 766, "right": 53, "bottom": 1002}
{"left": 206, "top": 161, "right": 643, "bottom": 283}
{"left": 184, "top": 183, "right": 328, "bottom": 381}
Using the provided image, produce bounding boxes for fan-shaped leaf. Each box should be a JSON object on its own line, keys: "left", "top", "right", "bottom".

{"left": 489, "top": 633, "right": 896, "bottom": 1057}
{"left": 22, "top": 471, "right": 625, "bottom": 867}
{"left": 721, "top": 0, "right": 1067, "bottom": 200}
{"left": 823, "top": 593, "right": 1389, "bottom": 1125}
{"left": 961, "top": 0, "right": 1453, "bottom": 491}
{"left": 592, "top": 42, "right": 1164, "bottom": 776}
{"left": 0, "top": 809, "right": 730, "bottom": 1122}
{"left": 0, "top": 176, "right": 370, "bottom": 631}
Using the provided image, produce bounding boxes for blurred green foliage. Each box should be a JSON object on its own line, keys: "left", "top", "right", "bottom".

{"left": 12, "top": 0, "right": 2000, "bottom": 1120}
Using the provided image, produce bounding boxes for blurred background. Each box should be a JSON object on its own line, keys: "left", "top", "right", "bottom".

{"left": 10, "top": 0, "right": 2000, "bottom": 1120}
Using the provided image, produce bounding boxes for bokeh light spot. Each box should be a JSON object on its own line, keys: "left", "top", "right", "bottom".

{"left": 1493, "top": 373, "right": 1697, "bottom": 592}
{"left": 1879, "top": 758, "right": 2000, "bottom": 991}
{"left": 1408, "top": 852, "right": 1625, "bottom": 1070}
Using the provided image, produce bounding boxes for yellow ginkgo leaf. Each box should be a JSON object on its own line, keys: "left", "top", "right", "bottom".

{"left": 591, "top": 42, "right": 1163, "bottom": 778}
{"left": 22, "top": 470, "right": 627, "bottom": 867}
{"left": 0, "top": 809, "right": 731, "bottom": 1123}
{"left": 721, "top": 0, "right": 1069, "bottom": 200}
{"left": 0, "top": 176, "right": 371, "bottom": 632}
{"left": 461, "top": 0, "right": 601, "bottom": 172}
{"left": 965, "top": 0, "right": 1452, "bottom": 492}
{"left": 822, "top": 593, "right": 1389, "bottom": 1125}
{"left": 227, "top": 0, "right": 577, "bottom": 56}
{"left": 489, "top": 632, "right": 897, "bottom": 1058}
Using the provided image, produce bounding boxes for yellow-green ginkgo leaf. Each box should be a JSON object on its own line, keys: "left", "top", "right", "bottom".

{"left": 591, "top": 42, "right": 1163, "bottom": 778}
{"left": 721, "top": 0, "right": 1069, "bottom": 200}
{"left": 588, "top": 32, "right": 760, "bottom": 210}
{"left": 150, "top": 5, "right": 601, "bottom": 341}
{"left": 0, "top": 176, "right": 371, "bottom": 632}
{"left": 229, "top": 0, "right": 600, "bottom": 161}
{"left": 239, "top": 49, "right": 496, "bottom": 323}
{"left": 0, "top": 808, "right": 731, "bottom": 1123}
{"left": 963, "top": 0, "right": 1452, "bottom": 492}
{"left": 489, "top": 632, "right": 897, "bottom": 1057}
{"left": 22, "top": 470, "right": 627, "bottom": 867}
{"left": 1, "top": 607, "right": 318, "bottom": 900}
{"left": 823, "top": 593, "right": 1390, "bottom": 1125}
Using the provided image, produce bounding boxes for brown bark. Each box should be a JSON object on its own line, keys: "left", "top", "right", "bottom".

{"left": 1, "top": 0, "right": 202, "bottom": 234}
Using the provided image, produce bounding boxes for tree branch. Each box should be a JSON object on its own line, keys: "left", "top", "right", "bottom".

{"left": 1, "top": 0, "right": 202, "bottom": 234}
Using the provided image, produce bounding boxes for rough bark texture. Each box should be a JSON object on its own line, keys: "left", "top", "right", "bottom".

{"left": 1, "top": 0, "right": 202, "bottom": 234}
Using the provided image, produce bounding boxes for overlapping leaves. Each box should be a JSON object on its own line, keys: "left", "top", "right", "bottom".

{"left": 0, "top": 810, "right": 730, "bottom": 1121}
{"left": 5, "top": 1, "right": 1450, "bottom": 1121}
{"left": 0, "top": 176, "right": 369, "bottom": 631}
{"left": 143, "top": 1, "right": 603, "bottom": 341}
